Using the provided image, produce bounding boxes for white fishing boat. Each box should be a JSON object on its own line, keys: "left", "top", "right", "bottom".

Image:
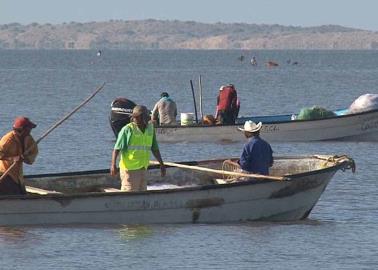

{"left": 155, "top": 108, "right": 378, "bottom": 143}
{"left": 0, "top": 155, "right": 355, "bottom": 226}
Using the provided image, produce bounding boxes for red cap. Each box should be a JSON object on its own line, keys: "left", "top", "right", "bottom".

{"left": 13, "top": 117, "right": 37, "bottom": 129}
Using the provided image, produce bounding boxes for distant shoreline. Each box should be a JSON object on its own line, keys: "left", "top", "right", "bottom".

{"left": 1, "top": 19, "right": 378, "bottom": 50}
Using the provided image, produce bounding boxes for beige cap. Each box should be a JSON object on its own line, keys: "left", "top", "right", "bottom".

{"left": 132, "top": 105, "right": 148, "bottom": 117}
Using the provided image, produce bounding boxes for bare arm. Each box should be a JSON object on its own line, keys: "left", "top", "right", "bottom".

{"left": 110, "top": 149, "right": 120, "bottom": 176}
{"left": 151, "top": 102, "right": 159, "bottom": 121}
{"left": 152, "top": 148, "right": 166, "bottom": 177}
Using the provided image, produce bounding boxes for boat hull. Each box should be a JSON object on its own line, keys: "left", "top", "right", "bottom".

{"left": 155, "top": 109, "right": 378, "bottom": 142}
{"left": 0, "top": 156, "right": 347, "bottom": 226}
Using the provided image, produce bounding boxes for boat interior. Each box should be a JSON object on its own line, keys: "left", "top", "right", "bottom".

{"left": 23, "top": 156, "right": 345, "bottom": 195}
{"left": 237, "top": 108, "right": 347, "bottom": 124}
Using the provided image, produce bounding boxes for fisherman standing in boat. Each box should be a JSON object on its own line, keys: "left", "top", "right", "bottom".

{"left": 0, "top": 117, "right": 39, "bottom": 195}
{"left": 237, "top": 121, "right": 273, "bottom": 175}
{"left": 215, "top": 84, "right": 239, "bottom": 125}
{"left": 151, "top": 92, "right": 177, "bottom": 126}
{"left": 111, "top": 105, "right": 166, "bottom": 192}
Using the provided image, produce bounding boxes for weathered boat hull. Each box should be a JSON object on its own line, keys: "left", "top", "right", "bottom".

{"left": 0, "top": 156, "right": 353, "bottom": 226}
{"left": 155, "top": 109, "right": 378, "bottom": 143}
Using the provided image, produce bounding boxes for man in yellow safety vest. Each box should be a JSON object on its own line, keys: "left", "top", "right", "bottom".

{"left": 110, "top": 105, "right": 166, "bottom": 191}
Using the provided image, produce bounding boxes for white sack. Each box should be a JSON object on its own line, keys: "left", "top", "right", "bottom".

{"left": 348, "top": 94, "right": 378, "bottom": 114}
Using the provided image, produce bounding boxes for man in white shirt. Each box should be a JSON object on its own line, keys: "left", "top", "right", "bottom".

{"left": 151, "top": 92, "right": 178, "bottom": 126}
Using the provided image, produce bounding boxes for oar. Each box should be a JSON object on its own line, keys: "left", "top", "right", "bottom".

{"left": 150, "top": 160, "right": 286, "bottom": 181}
{"left": 0, "top": 82, "right": 106, "bottom": 189}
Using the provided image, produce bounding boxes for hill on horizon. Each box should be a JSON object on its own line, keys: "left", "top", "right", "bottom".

{"left": 1, "top": 19, "right": 378, "bottom": 50}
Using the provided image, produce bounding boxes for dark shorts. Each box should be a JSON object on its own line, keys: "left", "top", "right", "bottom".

{"left": 0, "top": 175, "right": 26, "bottom": 195}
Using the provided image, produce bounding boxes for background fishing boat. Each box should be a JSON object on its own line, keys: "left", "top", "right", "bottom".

{"left": 0, "top": 155, "right": 354, "bottom": 226}
{"left": 109, "top": 93, "right": 378, "bottom": 143}
{"left": 154, "top": 108, "right": 378, "bottom": 143}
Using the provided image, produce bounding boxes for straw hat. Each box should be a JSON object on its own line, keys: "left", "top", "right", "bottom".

{"left": 238, "top": 120, "right": 262, "bottom": 133}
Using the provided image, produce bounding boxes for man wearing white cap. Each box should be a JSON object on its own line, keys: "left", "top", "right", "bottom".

{"left": 237, "top": 120, "right": 273, "bottom": 175}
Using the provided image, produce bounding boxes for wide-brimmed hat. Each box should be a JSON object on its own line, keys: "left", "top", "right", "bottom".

{"left": 132, "top": 105, "right": 148, "bottom": 117}
{"left": 238, "top": 120, "right": 262, "bottom": 133}
{"left": 13, "top": 116, "right": 37, "bottom": 129}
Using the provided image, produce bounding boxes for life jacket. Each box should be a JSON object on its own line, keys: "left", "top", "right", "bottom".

{"left": 119, "top": 122, "right": 154, "bottom": 170}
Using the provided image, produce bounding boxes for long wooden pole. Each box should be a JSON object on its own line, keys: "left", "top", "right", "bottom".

{"left": 0, "top": 82, "right": 106, "bottom": 186}
{"left": 150, "top": 160, "right": 286, "bottom": 181}
{"left": 198, "top": 75, "right": 203, "bottom": 121}
{"left": 190, "top": 80, "right": 199, "bottom": 124}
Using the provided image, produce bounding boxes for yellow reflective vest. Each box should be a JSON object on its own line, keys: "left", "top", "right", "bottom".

{"left": 119, "top": 122, "right": 154, "bottom": 170}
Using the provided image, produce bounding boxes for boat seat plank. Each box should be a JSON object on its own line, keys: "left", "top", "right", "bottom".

{"left": 26, "top": 186, "right": 63, "bottom": 195}
{"left": 214, "top": 179, "right": 228, "bottom": 184}
{"left": 102, "top": 187, "right": 122, "bottom": 192}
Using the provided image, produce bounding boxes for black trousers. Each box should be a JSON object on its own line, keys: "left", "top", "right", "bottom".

{"left": 216, "top": 110, "right": 236, "bottom": 125}
{"left": 0, "top": 175, "right": 26, "bottom": 195}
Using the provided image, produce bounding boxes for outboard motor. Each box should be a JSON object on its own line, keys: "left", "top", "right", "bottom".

{"left": 109, "top": 97, "right": 137, "bottom": 137}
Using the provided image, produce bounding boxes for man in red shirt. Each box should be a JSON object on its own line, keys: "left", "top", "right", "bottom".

{"left": 215, "top": 84, "right": 239, "bottom": 124}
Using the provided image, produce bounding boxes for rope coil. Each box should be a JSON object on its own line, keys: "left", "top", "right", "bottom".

{"left": 314, "top": 155, "right": 356, "bottom": 173}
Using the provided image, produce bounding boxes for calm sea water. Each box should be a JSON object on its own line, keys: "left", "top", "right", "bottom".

{"left": 0, "top": 49, "right": 377, "bottom": 269}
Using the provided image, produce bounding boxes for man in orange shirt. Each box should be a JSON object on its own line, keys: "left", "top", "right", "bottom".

{"left": 0, "top": 117, "right": 39, "bottom": 195}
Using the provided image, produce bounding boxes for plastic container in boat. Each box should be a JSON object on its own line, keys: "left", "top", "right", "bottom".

{"left": 180, "top": 113, "right": 195, "bottom": 126}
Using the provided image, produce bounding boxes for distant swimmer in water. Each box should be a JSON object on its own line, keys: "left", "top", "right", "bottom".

{"left": 287, "top": 59, "right": 298, "bottom": 65}
{"left": 238, "top": 55, "right": 245, "bottom": 62}
{"left": 266, "top": 61, "right": 279, "bottom": 67}
{"left": 251, "top": 56, "right": 257, "bottom": 66}
{"left": 97, "top": 50, "right": 102, "bottom": 57}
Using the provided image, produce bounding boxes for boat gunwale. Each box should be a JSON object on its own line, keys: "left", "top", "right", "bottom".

{"left": 3, "top": 157, "right": 346, "bottom": 201}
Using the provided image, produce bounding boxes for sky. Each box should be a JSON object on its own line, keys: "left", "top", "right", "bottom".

{"left": 1, "top": 0, "right": 378, "bottom": 31}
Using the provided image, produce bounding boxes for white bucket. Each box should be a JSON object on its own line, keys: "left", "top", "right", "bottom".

{"left": 180, "top": 113, "right": 195, "bottom": 126}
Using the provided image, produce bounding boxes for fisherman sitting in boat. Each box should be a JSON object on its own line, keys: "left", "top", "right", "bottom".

{"left": 237, "top": 121, "right": 273, "bottom": 175}
{"left": 215, "top": 84, "right": 239, "bottom": 125}
{"left": 151, "top": 92, "right": 178, "bottom": 126}
{"left": 0, "top": 117, "right": 39, "bottom": 195}
{"left": 111, "top": 105, "right": 166, "bottom": 192}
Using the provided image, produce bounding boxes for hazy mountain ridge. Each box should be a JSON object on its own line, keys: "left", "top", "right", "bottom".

{"left": 1, "top": 19, "right": 377, "bottom": 49}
